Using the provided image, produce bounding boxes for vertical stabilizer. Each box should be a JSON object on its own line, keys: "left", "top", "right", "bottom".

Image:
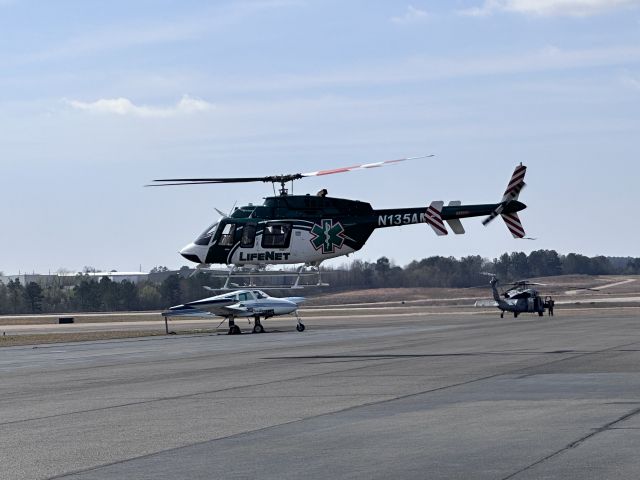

{"left": 426, "top": 201, "right": 448, "bottom": 236}
{"left": 501, "top": 212, "right": 525, "bottom": 239}
{"left": 482, "top": 164, "right": 527, "bottom": 239}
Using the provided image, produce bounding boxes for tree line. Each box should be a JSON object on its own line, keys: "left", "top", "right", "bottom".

{"left": 1, "top": 250, "right": 640, "bottom": 314}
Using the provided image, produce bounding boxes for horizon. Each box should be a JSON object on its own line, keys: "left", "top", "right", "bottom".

{"left": 1, "top": 249, "right": 636, "bottom": 277}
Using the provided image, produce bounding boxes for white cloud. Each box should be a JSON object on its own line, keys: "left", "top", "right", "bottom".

{"left": 67, "top": 95, "right": 214, "bottom": 118}
{"left": 391, "top": 5, "right": 429, "bottom": 23}
{"left": 460, "top": 0, "right": 640, "bottom": 17}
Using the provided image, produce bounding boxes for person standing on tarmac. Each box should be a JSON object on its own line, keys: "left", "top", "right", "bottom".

{"left": 546, "top": 296, "right": 555, "bottom": 316}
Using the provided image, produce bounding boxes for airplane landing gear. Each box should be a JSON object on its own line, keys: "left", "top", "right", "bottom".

{"left": 228, "top": 317, "right": 241, "bottom": 335}
{"left": 294, "top": 311, "right": 305, "bottom": 332}
{"left": 253, "top": 315, "right": 265, "bottom": 334}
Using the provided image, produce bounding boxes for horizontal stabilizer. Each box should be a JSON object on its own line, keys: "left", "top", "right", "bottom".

{"left": 425, "top": 201, "right": 448, "bottom": 236}
{"left": 501, "top": 212, "right": 525, "bottom": 238}
{"left": 445, "top": 201, "right": 465, "bottom": 234}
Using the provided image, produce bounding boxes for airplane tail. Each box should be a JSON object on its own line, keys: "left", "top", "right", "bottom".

{"left": 482, "top": 164, "right": 527, "bottom": 238}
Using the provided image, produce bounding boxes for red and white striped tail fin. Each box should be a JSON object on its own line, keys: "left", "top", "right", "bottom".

{"left": 501, "top": 212, "right": 525, "bottom": 238}
{"left": 502, "top": 163, "right": 527, "bottom": 202}
{"left": 426, "top": 201, "right": 448, "bottom": 236}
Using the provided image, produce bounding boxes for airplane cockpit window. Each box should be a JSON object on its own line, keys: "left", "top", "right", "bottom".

{"left": 253, "top": 290, "right": 267, "bottom": 299}
{"left": 241, "top": 223, "right": 257, "bottom": 248}
{"left": 262, "top": 223, "right": 291, "bottom": 248}
{"left": 219, "top": 224, "right": 236, "bottom": 246}
{"left": 194, "top": 222, "right": 219, "bottom": 246}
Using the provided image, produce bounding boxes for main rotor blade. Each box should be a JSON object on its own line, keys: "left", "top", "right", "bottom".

{"left": 301, "top": 155, "right": 433, "bottom": 177}
{"left": 147, "top": 155, "right": 434, "bottom": 186}
{"left": 147, "top": 177, "right": 270, "bottom": 186}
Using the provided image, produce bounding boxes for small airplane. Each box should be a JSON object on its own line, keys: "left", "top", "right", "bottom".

{"left": 476, "top": 276, "right": 552, "bottom": 318}
{"left": 162, "top": 289, "right": 306, "bottom": 334}
{"left": 149, "top": 158, "right": 528, "bottom": 286}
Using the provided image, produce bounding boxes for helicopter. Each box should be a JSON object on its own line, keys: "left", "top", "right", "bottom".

{"left": 477, "top": 276, "right": 552, "bottom": 318}
{"left": 149, "top": 158, "right": 528, "bottom": 286}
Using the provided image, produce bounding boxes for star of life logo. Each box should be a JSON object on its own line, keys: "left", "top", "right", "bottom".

{"left": 310, "top": 219, "right": 346, "bottom": 254}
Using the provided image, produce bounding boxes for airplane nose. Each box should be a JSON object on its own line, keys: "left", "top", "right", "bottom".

{"left": 179, "top": 243, "right": 207, "bottom": 264}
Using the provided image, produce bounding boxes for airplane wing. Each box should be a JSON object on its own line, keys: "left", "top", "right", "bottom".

{"left": 161, "top": 306, "right": 215, "bottom": 318}
{"left": 167, "top": 297, "right": 236, "bottom": 316}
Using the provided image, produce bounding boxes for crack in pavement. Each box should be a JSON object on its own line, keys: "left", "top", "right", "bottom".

{"left": 501, "top": 405, "right": 640, "bottom": 480}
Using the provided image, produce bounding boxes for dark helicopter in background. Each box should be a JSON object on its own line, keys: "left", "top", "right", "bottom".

{"left": 476, "top": 276, "right": 554, "bottom": 318}
{"left": 148, "top": 157, "right": 528, "bottom": 287}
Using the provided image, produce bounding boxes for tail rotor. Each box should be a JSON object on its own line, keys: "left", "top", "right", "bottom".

{"left": 483, "top": 164, "right": 527, "bottom": 238}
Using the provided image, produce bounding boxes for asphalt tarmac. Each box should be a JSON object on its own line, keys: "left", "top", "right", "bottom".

{"left": 1, "top": 309, "right": 639, "bottom": 479}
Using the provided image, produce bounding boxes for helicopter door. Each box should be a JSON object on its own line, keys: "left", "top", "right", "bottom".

{"left": 218, "top": 223, "right": 236, "bottom": 247}
{"left": 240, "top": 223, "right": 257, "bottom": 248}
{"left": 261, "top": 223, "right": 292, "bottom": 248}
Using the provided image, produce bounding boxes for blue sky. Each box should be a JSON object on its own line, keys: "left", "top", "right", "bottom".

{"left": 2, "top": 0, "right": 640, "bottom": 273}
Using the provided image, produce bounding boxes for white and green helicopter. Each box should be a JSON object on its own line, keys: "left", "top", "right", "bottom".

{"left": 150, "top": 158, "right": 528, "bottom": 287}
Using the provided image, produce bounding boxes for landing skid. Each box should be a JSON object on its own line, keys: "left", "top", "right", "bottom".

{"left": 205, "top": 263, "right": 329, "bottom": 290}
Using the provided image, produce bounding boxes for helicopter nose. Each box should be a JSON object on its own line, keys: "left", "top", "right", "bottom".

{"left": 179, "top": 243, "right": 208, "bottom": 264}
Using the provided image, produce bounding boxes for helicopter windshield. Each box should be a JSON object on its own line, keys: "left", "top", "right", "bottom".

{"left": 194, "top": 222, "right": 219, "bottom": 246}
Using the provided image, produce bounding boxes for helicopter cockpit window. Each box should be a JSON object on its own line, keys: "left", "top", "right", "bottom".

{"left": 194, "top": 222, "right": 219, "bottom": 246}
{"left": 253, "top": 290, "right": 267, "bottom": 299}
{"left": 240, "top": 224, "right": 257, "bottom": 248}
{"left": 238, "top": 292, "right": 251, "bottom": 301}
{"left": 218, "top": 224, "right": 236, "bottom": 246}
{"left": 262, "top": 223, "right": 291, "bottom": 248}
